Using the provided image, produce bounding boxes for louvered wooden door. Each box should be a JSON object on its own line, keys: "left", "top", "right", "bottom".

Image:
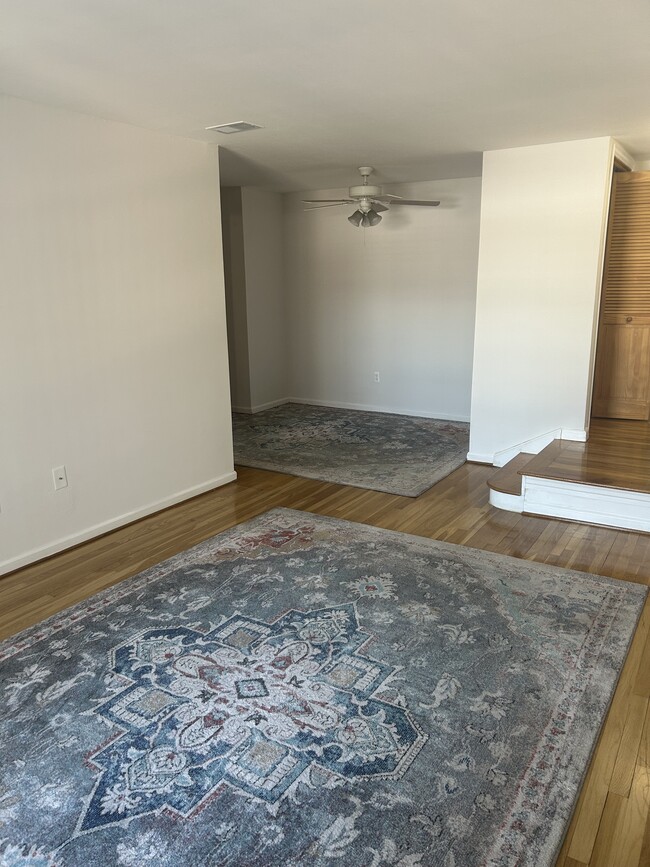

{"left": 592, "top": 172, "right": 650, "bottom": 420}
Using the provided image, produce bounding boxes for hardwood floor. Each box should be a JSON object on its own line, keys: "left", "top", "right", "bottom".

{"left": 1, "top": 461, "right": 649, "bottom": 866}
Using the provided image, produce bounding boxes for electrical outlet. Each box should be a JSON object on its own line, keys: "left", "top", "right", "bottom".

{"left": 374, "top": 371, "right": 380, "bottom": 383}
{"left": 52, "top": 465, "right": 68, "bottom": 491}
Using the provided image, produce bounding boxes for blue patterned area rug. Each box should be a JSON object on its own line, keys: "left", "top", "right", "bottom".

{"left": 233, "top": 403, "right": 469, "bottom": 496}
{"left": 1, "top": 510, "right": 646, "bottom": 867}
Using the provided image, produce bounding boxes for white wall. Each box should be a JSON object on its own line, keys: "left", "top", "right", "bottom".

{"left": 241, "top": 187, "right": 288, "bottom": 410}
{"left": 0, "top": 95, "right": 235, "bottom": 574}
{"left": 283, "top": 177, "right": 482, "bottom": 420}
{"left": 468, "top": 138, "right": 614, "bottom": 463}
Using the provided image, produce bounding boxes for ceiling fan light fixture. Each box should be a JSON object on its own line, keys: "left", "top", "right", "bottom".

{"left": 349, "top": 209, "right": 381, "bottom": 227}
{"left": 362, "top": 210, "right": 382, "bottom": 227}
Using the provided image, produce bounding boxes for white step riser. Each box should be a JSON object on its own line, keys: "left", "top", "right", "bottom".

{"left": 490, "top": 474, "right": 650, "bottom": 532}
{"left": 488, "top": 488, "right": 524, "bottom": 513}
{"left": 523, "top": 476, "right": 650, "bottom": 533}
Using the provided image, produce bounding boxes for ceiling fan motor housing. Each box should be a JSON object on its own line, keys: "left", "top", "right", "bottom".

{"left": 349, "top": 184, "right": 382, "bottom": 198}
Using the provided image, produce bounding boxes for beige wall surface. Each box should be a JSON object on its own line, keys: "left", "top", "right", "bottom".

{"left": 283, "top": 177, "right": 482, "bottom": 421}
{"left": 0, "top": 95, "right": 234, "bottom": 573}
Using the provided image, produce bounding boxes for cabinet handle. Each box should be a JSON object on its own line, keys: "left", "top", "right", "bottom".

{"left": 626, "top": 316, "right": 633, "bottom": 323}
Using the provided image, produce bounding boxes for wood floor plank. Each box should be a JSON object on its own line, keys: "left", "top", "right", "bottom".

{"left": 638, "top": 804, "right": 650, "bottom": 867}
{"left": 589, "top": 792, "right": 627, "bottom": 867}
{"left": 634, "top": 629, "right": 650, "bottom": 703}
{"left": 602, "top": 532, "right": 650, "bottom": 584}
{"left": 610, "top": 695, "right": 650, "bottom": 796}
{"left": 641, "top": 700, "right": 650, "bottom": 771}
{"left": 606, "top": 761, "right": 650, "bottom": 867}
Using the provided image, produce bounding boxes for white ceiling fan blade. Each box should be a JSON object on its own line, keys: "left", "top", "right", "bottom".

{"left": 303, "top": 202, "right": 350, "bottom": 211}
{"left": 302, "top": 199, "right": 352, "bottom": 204}
{"left": 388, "top": 199, "right": 441, "bottom": 207}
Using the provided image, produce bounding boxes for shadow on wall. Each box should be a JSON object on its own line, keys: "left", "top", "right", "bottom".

{"left": 383, "top": 197, "right": 460, "bottom": 231}
{"left": 219, "top": 147, "right": 295, "bottom": 189}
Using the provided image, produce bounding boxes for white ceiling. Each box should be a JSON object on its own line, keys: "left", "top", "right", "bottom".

{"left": 2, "top": 0, "right": 650, "bottom": 191}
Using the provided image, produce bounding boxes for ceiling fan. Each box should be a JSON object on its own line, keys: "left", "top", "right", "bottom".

{"left": 302, "top": 166, "right": 440, "bottom": 227}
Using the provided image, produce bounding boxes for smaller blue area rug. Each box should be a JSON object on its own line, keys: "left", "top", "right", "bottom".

{"left": 0, "top": 509, "right": 646, "bottom": 866}
{"left": 233, "top": 403, "right": 469, "bottom": 495}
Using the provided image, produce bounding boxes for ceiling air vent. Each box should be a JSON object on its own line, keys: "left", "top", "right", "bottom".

{"left": 205, "top": 121, "right": 262, "bottom": 134}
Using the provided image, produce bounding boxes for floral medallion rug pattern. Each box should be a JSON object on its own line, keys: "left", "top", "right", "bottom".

{"left": 0, "top": 510, "right": 646, "bottom": 867}
{"left": 232, "top": 403, "right": 469, "bottom": 495}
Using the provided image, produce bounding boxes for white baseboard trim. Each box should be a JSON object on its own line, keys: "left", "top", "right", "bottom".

{"left": 288, "top": 397, "right": 470, "bottom": 423}
{"left": 233, "top": 398, "right": 291, "bottom": 414}
{"left": 523, "top": 475, "right": 650, "bottom": 533}
{"left": 561, "top": 428, "right": 588, "bottom": 442}
{"left": 493, "top": 429, "right": 561, "bottom": 468}
{"left": 0, "top": 470, "right": 238, "bottom": 577}
{"left": 485, "top": 428, "right": 589, "bottom": 468}
{"left": 466, "top": 452, "right": 495, "bottom": 464}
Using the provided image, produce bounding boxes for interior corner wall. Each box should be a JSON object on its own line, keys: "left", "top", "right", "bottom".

{"left": 220, "top": 187, "right": 252, "bottom": 410}
{"left": 0, "top": 94, "right": 234, "bottom": 575}
{"left": 283, "top": 177, "right": 482, "bottom": 420}
{"left": 240, "top": 187, "right": 288, "bottom": 409}
{"left": 468, "top": 137, "right": 614, "bottom": 464}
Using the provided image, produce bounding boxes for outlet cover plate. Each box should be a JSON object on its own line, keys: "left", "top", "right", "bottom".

{"left": 53, "top": 465, "right": 68, "bottom": 491}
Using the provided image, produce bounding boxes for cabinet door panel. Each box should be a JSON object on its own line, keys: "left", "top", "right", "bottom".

{"left": 593, "top": 321, "right": 650, "bottom": 419}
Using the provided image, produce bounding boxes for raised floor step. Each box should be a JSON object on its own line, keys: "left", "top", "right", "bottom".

{"left": 488, "top": 420, "right": 650, "bottom": 532}
{"left": 521, "top": 436, "right": 650, "bottom": 494}
{"left": 487, "top": 453, "right": 534, "bottom": 496}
